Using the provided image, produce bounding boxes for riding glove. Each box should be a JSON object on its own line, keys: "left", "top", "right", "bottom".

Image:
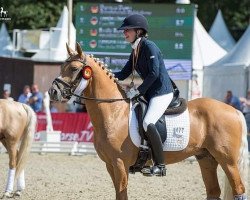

{"left": 126, "top": 88, "right": 140, "bottom": 99}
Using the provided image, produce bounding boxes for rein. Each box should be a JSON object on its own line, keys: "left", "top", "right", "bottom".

{"left": 72, "top": 93, "right": 129, "bottom": 103}
{"left": 57, "top": 56, "right": 129, "bottom": 103}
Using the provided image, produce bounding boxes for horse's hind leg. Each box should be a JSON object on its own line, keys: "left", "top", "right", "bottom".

{"left": 4, "top": 143, "right": 17, "bottom": 197}
{"left": 220, "top": 162, "right": 246, "bottom": 198}
{"left": 196, "top": 155, "right": 221, "bottom": 199}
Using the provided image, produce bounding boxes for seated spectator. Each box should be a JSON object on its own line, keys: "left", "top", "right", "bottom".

{"left": 224, "top": 90, "right": 241, "bottom": 111}
{"left": 18, "top": 85, "right": 32, "bottom": 104}
{"left": 29, "top": 84, "right": 43, "bottom": 112}
{"left": 2, "top": 90, "right": 14, "bottom": 101}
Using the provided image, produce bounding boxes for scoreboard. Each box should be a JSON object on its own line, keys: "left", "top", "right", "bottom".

{"left": 75, "top": 3, "right": 195, "bottom": 80}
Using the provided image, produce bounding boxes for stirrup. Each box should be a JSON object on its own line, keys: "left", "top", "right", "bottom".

{"left": 141, "top": 166, "right": 153, "bottom": 177}
{"left": 141, "top": 165, "right": 166, "bottom": 177}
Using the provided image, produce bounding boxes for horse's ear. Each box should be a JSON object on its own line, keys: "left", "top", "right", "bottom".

{"left": 66, "top": 43, "right": 74, "bottom": 56}
{"left": 76, "top": 42, "right": 84, "bottom": 59}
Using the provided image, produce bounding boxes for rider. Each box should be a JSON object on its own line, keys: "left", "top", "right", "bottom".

{"left": 114, "top": 14, "right": 174, "bottom": 176}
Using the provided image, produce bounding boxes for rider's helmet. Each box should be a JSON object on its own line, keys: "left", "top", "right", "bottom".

{"left": 118, "top": 14, "right": 148, "bottom": 33}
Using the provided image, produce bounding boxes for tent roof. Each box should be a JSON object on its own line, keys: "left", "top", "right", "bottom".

{"left": 192, "top": 17, "right": 227, "bottom": 70}
{"left": 208, "top": 25, "right": 250, "bottom": 67}
{"left": 209, "top": 10, "right": 236, "bottom": 51}
{"left": 0, "top": 23, "right": 13, "bottom": 57}
{"left": 32, "top": 6, "right": 76, "bottom": 62}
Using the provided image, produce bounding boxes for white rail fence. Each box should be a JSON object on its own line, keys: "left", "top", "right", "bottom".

{"left": 0, "top": 141, "right": 96, "bottom": 155}
{"left": 0, "top": 142, "right": 249, "bottom": 162}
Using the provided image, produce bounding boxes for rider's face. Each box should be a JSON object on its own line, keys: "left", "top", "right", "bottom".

{"left": 123, "top": 29, "right": 136, "bottom": 43}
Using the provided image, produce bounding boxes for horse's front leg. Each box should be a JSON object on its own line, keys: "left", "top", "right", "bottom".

{"left": 106, "top": 158, "right": 129, "bottom": 200}
{"left": 15, "top": 170, "right": 25, "bottom": 196}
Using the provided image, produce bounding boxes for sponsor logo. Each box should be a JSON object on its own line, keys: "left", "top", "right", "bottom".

{"left": 0, "top": 6, "right": 11, "bottom": 21}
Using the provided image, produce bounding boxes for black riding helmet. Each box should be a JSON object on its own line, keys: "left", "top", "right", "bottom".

{"left": 118, "top": 14, "right": 148, "bottom": 33}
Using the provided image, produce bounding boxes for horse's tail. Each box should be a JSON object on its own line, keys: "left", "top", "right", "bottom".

{"left": 223, "top": 110, "right": 249, "bottom": 199}
{"left": 15, "top": 104, "right": 37, "bottom": 179}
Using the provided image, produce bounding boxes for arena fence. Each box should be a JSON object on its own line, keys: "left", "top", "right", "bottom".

{"left": 0, "top": 141, "right": 96, "bottom": 155}
{"left": 0, "top": 142, "right": 249, "bottom": 163}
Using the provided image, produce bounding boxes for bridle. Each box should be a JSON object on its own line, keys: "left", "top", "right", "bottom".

{"left": 53, "top": 56, "right": 129, "bottom": 103}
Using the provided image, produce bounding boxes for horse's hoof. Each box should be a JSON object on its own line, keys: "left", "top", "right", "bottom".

{"left": 14, "top": 191, "right": 22, "bottom": 197}
{"left": 1, "top": 192, "right": 13, "bottom": 198}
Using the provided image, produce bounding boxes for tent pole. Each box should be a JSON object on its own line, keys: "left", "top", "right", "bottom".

{"left": 67, "top": 0, "right": 73, "bottom": 47}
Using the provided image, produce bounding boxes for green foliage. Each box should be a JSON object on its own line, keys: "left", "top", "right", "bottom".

{"left": 0, "top": 0, "right": 249, "bottom": 40}
{"left": 191, "top": 0, "right": 249, "bottom": 39}
{"left": 1, "top": 0, "right": 66, "bottom": 30}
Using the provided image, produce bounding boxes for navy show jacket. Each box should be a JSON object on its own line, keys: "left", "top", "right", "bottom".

{"left": 114, "top": 37, "right": 173, "bottom": 101}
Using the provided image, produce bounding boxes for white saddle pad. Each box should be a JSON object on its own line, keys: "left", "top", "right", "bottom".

{"left": 129, "top": 104, "right": 190, "bottom": 151}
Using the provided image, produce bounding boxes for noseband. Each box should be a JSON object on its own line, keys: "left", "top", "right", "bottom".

{"left": 53, "top": 56, "right": 129, "bottom": 103}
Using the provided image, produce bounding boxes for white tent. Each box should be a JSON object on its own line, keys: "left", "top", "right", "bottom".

{"left": 203, "top": 25, "right": 250, "bottom": 101}
{"left": 0, "top": 23, "right": 13, "bottom": 57}
{"left": 32, "top": 6, "right": 76, "bottom": 62}
{"left": 191, "top": 17, "right": 227, "bottom": 99}
{"left": 209, "top": 10, "right": 235, "bottom": 51}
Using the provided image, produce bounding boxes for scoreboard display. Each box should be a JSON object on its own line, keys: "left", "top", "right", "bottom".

{"left": 75, "top": 3, "right": 195, "bottom": 80}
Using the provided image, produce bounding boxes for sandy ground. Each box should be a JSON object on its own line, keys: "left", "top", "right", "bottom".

{"left": 0, "top": 153, "right": 249, "bottom": 200}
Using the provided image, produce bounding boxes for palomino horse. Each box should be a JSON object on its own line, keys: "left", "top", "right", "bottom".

{"left": 0, "top": 99, "right": 37, "bottom": 197}
{"left": 49, "top": 43, "right": 249, "bottom": 200}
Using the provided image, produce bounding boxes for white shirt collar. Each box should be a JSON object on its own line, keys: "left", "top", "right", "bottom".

{"left": 131, "top": 37, "right": 142, "bottom": 49}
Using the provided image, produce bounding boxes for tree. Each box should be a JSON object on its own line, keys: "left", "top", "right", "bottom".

{"left": 1, "top": 0, "right": 248, "bottom": 40}
{"left": 1, "top": 0, "right": 66, "bottom": 30}
{"left": 189, "top": 0, "right": 249, "bottom": 40}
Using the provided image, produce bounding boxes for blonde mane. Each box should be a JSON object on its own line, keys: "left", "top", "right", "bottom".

{"left": 86, "top": 53, "right": 127, "bottom": 94}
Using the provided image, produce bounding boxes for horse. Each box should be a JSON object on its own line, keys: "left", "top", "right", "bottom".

{"left": 0, "top": 99, "right": 37, "bottom": 197}
{"left": 48, "top": 43, "right": 249, "bottom": 200}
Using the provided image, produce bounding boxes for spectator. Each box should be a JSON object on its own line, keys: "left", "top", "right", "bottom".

{"left": 76, "top": 104, "right": 87, "bottom": 113}
{"left": 50, "top": 101, "right": 58, "bottom": 113}
{"left": 29, "top": 84, "right": 43, "bottom": 112}
{"left": 18, "top": 85, "right": 32, "bottom": 104}
{"left": 224, "top": 90, "right": 241, "bottom": 111}
{"left": 2, "top": 90, "right": 14, "bottom": 101}
{"left": 240, "top": 91, "right": 250, "bottom": 133}
{"left": 240, "top": 91, "right": 250, "bottom": 115}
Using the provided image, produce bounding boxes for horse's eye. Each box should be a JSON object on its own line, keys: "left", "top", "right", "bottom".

{"left": 71, "top": 68, "right": 79, "bottom": 72}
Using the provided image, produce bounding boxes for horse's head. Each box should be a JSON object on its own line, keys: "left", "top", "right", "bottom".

{"left": 49, "top": 42, "right": 93, "bottom": 102}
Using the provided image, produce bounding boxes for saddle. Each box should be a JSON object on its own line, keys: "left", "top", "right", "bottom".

{"left": 129, "top": 87, "right": 187, "bottom": 174}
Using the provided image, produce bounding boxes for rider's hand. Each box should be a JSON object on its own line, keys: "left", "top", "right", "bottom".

{"left": 126, "top": 88, "right": 140, "bottom": 99}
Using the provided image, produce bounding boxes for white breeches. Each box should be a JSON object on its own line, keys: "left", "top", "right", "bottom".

{"left": 143, "top": 92, "right": 173, "bottom": 131}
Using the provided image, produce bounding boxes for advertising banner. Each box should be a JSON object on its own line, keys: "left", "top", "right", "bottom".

{"left": 36, "top": 113, "right": 94, "bottom": 142}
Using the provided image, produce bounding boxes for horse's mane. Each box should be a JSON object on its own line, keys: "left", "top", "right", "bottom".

{"left": 87, "top": 53, "right": 127, "bottom": 95}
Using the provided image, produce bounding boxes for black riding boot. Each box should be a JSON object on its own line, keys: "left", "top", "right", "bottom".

{"left": 146, "top": 123, "right": 166, "bottom": 176}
